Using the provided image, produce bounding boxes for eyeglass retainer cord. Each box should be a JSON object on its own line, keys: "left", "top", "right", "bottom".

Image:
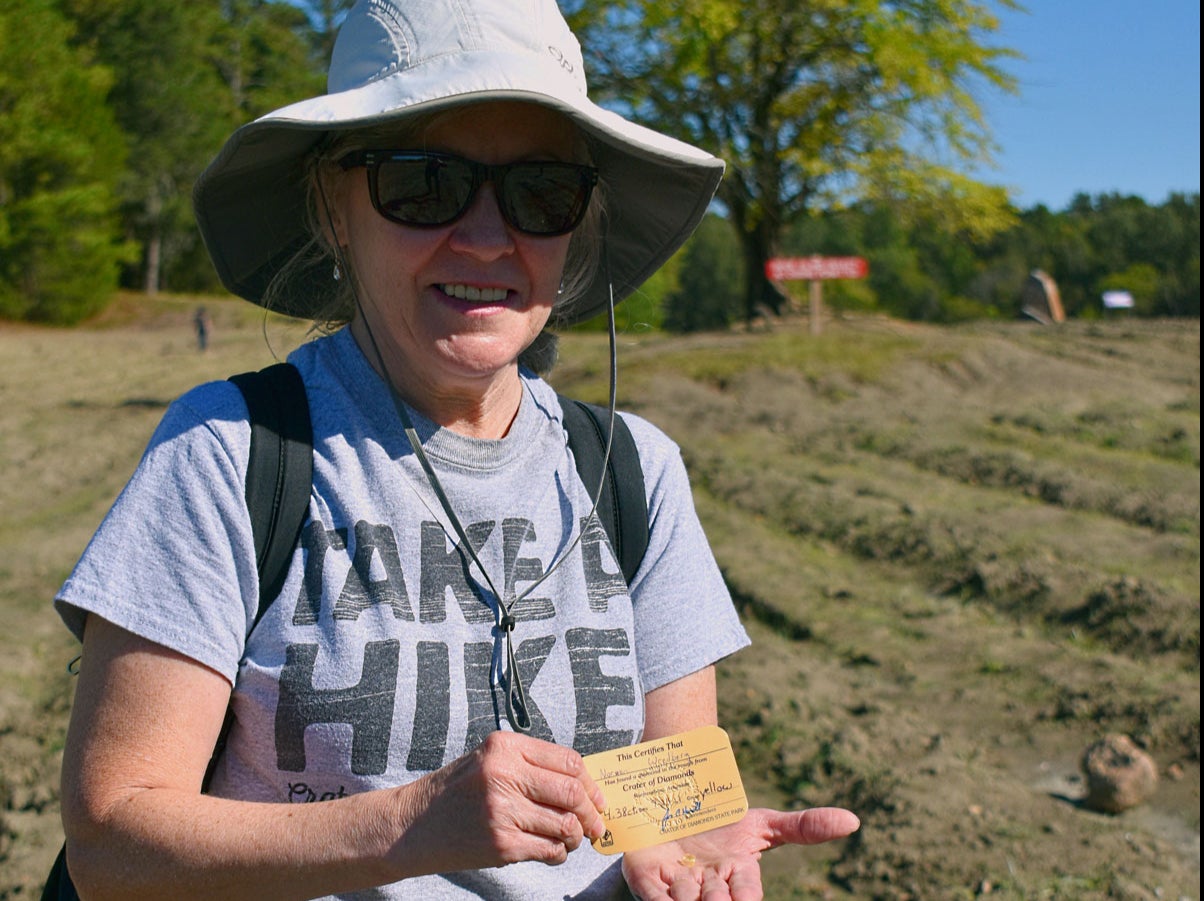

{"left": 327, "top": 193, "right": 621, "bottom": 734}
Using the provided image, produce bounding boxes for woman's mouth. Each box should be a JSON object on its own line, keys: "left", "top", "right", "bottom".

{"left": 438, "top": 283, "right": 509, "bottom": 303}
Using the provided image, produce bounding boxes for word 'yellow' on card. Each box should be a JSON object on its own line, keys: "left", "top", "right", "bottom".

{"left": 584, "top": 725, "right": 747, "bottom": 855}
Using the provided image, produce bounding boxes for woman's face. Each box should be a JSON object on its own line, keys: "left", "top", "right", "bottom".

{"left": 334, "top": 102, "right": 576, "bottom": 405}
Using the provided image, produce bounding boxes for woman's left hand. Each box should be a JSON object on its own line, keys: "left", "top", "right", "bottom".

{"left": 620, "top": 806, "right": 859, "bottom": 901}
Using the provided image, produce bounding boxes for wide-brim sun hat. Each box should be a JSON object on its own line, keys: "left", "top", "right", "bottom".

{"left": 193, "top": 0, "right": 724, "bottom": 326}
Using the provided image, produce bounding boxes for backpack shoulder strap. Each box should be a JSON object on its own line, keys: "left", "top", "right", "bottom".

{"left": 559, "top": 396, "right": 649, "bottom": 585}
{"left": 228, "top": 362, "right": 313, "bottom": 628}
{"left": 203, "top": 363, "right": 311, "bottom": 793}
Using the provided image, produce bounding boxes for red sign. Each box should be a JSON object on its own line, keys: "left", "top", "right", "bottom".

{"left": 766, "top": 256, "right": 868, "bottom": 281}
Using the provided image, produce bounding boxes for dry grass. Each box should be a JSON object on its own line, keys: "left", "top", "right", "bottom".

{"left": 0, "top": 302, "right": 1198, "bottom": 899}
{"left": 553, "top": 315, "right": 1199, "bottom": 899}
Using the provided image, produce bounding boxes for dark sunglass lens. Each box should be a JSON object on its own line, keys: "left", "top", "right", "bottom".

{"left": 502, "top": 164, "right": 591, "bottom": 235}
{"left": 374, "top": 155, "right": 474, "bottom": 226}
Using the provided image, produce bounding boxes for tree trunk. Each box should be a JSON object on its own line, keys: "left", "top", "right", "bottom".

{"left": 143, "top": 190, "right": 162, "bottom": 296}
{"left": 144, "top": 228, "right": 161, "bottom": 296}
{"left": 739, "top": 217, "right": 787, "bottom": 323}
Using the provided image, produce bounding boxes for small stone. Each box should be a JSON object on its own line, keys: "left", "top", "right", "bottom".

{"left": 1081, "top": 734, "right": 1159, "bottom": 814}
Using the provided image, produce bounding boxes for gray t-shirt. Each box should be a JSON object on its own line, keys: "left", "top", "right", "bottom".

{"left": 57, "top": 327, "right": 749, "bottom": 899}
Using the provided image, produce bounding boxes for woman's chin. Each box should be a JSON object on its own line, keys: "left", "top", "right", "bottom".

{"left": 429, "top": 336, "right": 529, "bottom": 384}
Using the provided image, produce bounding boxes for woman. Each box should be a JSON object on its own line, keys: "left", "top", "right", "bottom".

{"left": 55, "top": 1, "right": 858, "bottom": 898}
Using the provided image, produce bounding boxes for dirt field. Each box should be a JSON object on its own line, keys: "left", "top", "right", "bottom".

{"left": 0, "top": 298, "right": 1198, "bottom": 899}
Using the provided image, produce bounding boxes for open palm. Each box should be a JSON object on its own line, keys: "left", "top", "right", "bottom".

{"left": 621, "top": 806, "right": 859, "bottom": 901}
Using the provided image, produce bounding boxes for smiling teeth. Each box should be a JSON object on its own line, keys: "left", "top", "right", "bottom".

{"left": 440, "top": 284, "right": 508, "bottom": 302}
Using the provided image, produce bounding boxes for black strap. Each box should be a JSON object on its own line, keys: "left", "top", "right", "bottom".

{"left": 40, "top": 844, "right": 73, "bottom": 901}
{"left": 559, "top": 396, "right": 649, "bottom": 585}
{"left": 228, "top": 363, "right": 314, "bottom": 627}
{"left": 43, "top": 364, "right": 315, "bottom": 901}
{"left": 203, "top": 364, "right": 313, "bottom": 790}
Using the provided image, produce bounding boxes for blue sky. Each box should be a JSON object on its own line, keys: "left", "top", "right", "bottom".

{"left": 978, "top": 1, "right": 1201, "bottom": 210}
{"left": 297, "top": 1, "right": 1198, "bottom": 213}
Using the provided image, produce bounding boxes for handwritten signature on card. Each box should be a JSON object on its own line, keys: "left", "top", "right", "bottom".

{"left": 584, "top": 726, "right": 748, "bottom": 854}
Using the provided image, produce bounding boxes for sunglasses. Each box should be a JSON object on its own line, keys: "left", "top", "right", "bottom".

{"left": 338, "top": 150, "right": 598, "bottom": 237}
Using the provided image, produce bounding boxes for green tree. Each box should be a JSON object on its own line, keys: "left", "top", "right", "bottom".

{"left": 63, "top": 0, "right": 233, "bottom": 294}
{"left": 1080, "top": 192, "right": 1200, "bottom": 317}
{"left": 1010, "top": 192, "right": 1201, "bottom": 319}
{"left": 0, "top": 0, "right": 128, "bottom": 322}
{"left": 573, "top": 242, "right": 681, "bottom": 334}
{"left": 567, "top": 0, "right": 1019, "bottom": 322}
{"left": 165, "top": 0, "right": 327, "bottom": 291}
{"left": 62, "top": 0, "right": 327, "bottom": 295}
{"left": 1154, "top": 192, "right": 1201, "bottom": 316}
{"left": 664, "top": 213, "right": 744, "bottom": 331}
{"left": 216, "top": 1, "right": 326, "bottom": 122}
{"left": 290, "top": 0, "right": 355, "bottom": 66}
{"left": 1100, "top": 263, "right": 1160, "bottom": 316}
{"left": 782, "top": 207, "right": 878, "bottom": 315}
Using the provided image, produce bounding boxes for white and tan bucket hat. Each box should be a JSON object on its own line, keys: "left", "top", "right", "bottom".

{"left": 193, "top": 0, "right": 724, "bottom": 325}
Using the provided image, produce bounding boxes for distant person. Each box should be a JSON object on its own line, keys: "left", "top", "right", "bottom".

{"left": 52, "top": 1, "right": 859, "bottom": 898}
{"left": 193, "top": 305, "right": 211, "bottom": 351}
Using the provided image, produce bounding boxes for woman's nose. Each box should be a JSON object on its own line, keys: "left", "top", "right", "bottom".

{"left": 448, "top": 182, "right": 516, "bottom": 259}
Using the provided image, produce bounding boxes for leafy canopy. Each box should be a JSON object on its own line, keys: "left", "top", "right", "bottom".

{"left": 567, "top": 0, "right": 1020, "bottom": 318}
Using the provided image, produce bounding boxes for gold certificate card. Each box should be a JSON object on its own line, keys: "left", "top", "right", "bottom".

{"left": 583, "top": 725, "right": 748, "bottom": 855}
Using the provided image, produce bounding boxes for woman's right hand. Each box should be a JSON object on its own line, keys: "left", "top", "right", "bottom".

{"left": 389, "top": 730, "right": 609, "bottom": 873}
